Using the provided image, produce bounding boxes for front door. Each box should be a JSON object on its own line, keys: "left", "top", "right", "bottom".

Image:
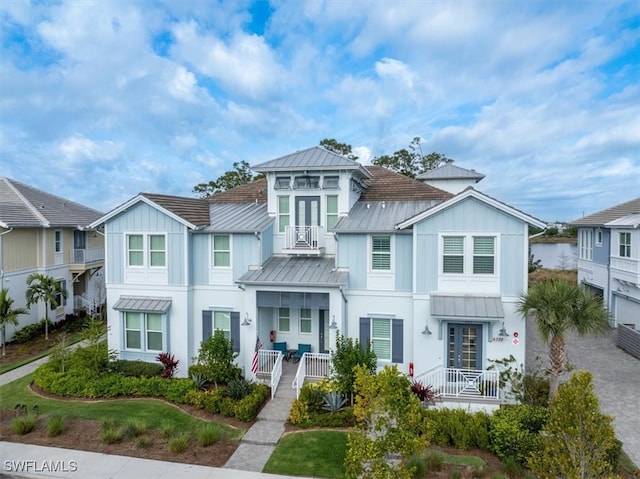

{"left": 318, "top": 310, "right": 330, "bottom": 353}
{"left": 295, "top": 196, "right": 320, "bottom": 247}
{"left": 447, "top": 324, "right": 482, "bottom": 370}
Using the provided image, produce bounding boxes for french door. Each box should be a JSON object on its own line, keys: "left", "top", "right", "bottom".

{"left": 294, "top": 196, "right": 320, "bottom": 247}
{"left": 447, "top": 324, "right": 482, "bottom": 370}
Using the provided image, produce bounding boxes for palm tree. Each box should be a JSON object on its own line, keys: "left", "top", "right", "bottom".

{"left": 517, "top": 278, "right": 610, "bottom": 399}
{"left": 25, "top": 273, "right": 67, "bottom": 340}
{"left": 0, "top": 288, "right": 29, "bottom": 356}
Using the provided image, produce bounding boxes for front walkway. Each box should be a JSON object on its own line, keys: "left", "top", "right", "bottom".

{"left": 526, "top": 317, "right": 640, "bottom": 467}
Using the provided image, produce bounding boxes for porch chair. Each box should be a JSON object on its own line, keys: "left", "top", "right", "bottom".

{"left": 273, "top": 341, "right": 288, "bottom": 359}
{"left": 292, "top": 343, "right": 311, "bottom": 363}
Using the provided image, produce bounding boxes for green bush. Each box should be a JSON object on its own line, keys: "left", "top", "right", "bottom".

{"left": 12, "top": 320, "right": 51, "bottom": 344}
{"left": 488, "top": 405, "right": 549, "bottom": 465}
{"left": 522, "top": 373, "right": 550, "bottom": 407}
{"left": 46, "top": 415, "right": 65, "bottom": 437}
{"left": 124, "top": 418, "right": 149, "bottom": 437}
{"left": 226, "top": 377, "right": 253, "bottom": 400}
{"left": 219, "top": 397, "right": 237, "bottom": 417}
{"left": 167, "top": 433, "right": 190, "bottom": 453}
{"left": 100, "top": 421, "right": 124, "bottom": 444}
{"left": 196, "top": 423, "right": 219, "bottom": 447}
{"left": 307, "top": 409, "right": 356, "bottom": 428}
{"left": 192, "top": 330, "right": 241, "bottom": 386}
{"left": 11, "top": 414, "right": 36, "bottom": 434}
{"left": 422, "top": 408, "right": 490, "bottom": 450}
{"left": 235, "top": 384, "right": 269, "bottom": 422}
{"left": 298, "top": 382, "right": 327, "bottom": 413}
{"left": 109, "top": 360, "right": 162, "bottom": 378}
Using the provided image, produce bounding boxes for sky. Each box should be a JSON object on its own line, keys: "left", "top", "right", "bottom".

{"left": 1, "top": 0, "right": 639, "bottom": 222}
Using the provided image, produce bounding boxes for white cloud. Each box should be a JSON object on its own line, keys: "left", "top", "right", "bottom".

{"left": 58, "top": 134, "right": 123, "bottom": 162}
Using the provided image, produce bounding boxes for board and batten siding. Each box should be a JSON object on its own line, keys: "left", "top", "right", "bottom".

{"left": 261, "top": 223, "right": 274, "bottom": 265}
{"left": 414, "top": 197, "right": 526, "bottom": 295}
{"left": 105, "top": 202, "right": 187, "bottom": 285}
{"left": 233, "top": 234, "right": 262, "bottom": 280}
{"left": 395, "top": 234, "right": 413, "bottom": 292}
{"left": 337, "top": 234, "right": 367, "bottom": 289}
{"left": 593, "top": 229, "right": 611, "bottom": 265}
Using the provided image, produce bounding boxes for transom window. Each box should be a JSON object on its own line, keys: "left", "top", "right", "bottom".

{"left": 371, "top": 235, "right": 391, "bottom": 271}
{"left": 323, "top": 176, "right": 339, "bottom": 189}
{"left": 371, "top": 318, "right": 391, "bottom": 361}
{"left": 275, "top": 176, "right": 291, "bottom": 189}
{"left": 620, "top": 232, "right": 631, "bottom": 258}
{"left": 326, "top": 195, "right": 338, "bottom": 230}
{"left": 213, "top": 235, "right": 231, "bottom": 267}
{"left": 278, "top": 196, "right": 290, "bottom": 233}
{"left": 278, "top": 308, "right": 290, "bottom": 332}
{"left": 299, "top": 308, "right": 312, "bottom": 333}
{"left": 124, "top": 312, "right": 163, "bottom": 351}
{"left": 294, "top": 176, "right": 320, "bottom": 189}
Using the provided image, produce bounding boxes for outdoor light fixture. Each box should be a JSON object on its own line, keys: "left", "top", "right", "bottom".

{"left": 329, "top": 315, "right": 338, "bottom": 329}
{"left": 422, "top": 323, "right": 432, "bottom": 335}
{"left": 499, "top": 322, "right": 509, "bottom": 337}
{"left": 241, "top": 313, "right": 252, "bottom": 326}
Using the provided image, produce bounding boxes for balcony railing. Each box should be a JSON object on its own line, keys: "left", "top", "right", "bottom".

{"left": 292, "top": 352, "right": 331, "bottom": 398}
{"left": 414, "top": 366, "right": 500, "bottom": 401}
{"left": 284, "top": 225, "right": 325, "bottom": 253}
{"left": 254, "top": 350, "right": 284, "bottom": 398}
{"left": 71, "top": 247, "right": 105, "bottom": 264}
{"left": 610, "top": 256, "right": 640, "bottom": 285}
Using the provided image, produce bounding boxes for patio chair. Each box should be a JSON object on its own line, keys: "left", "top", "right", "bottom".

{"left": 292, "top": 343, "right": 311, "bottom": 363}
{"left": 273, "top": 341, "right": 288, "bottom": 358}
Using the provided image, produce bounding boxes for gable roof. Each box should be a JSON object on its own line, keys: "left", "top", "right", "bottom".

{"left": 252, "top": 146, "right": 370, "bottom": 177}
{"left": 360, "top": 166, "right": 453, "bottom": 202}
{"left": 570, "top": 197, "right": 640, "bottom": 227}
{"left": 203, "top": 202, "right": 272, "bottom": 233}
{"left": 334, "top": 200, "right": 441, "bottom": 233}
{"left": 0, "top": 177, "right": 103, "bottom": 228}
{"left": 417, "top": 164, "right": 485, "bottom": 181}
{"left": 396, "top": 187, "right": 546, "bottom": 230}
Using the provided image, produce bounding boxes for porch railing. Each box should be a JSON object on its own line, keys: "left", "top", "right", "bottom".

{"left": 73, "top": 293, "right": 101, "bottom": 314}
{"left": 255, "top": 350, "right": 284, "bottom": 399}
{"left": 292, "top": 352, "right": 331, "bottom": 398}
{"left": 284, "top": 225, "right": 325, "bottom": 251}
{"left": 414, "top": 366, "right": 500, "bottom": 401}
{"left": 71, "top": 247, "right": 105, "bottom": 264}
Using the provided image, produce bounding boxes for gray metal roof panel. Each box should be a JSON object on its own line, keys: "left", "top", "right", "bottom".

{"left": 253, "top": 147, "right": 368, "bottom": 174}
{"left": 238, "top": 256, "right": 347, "bottom": 286}
{"left": 605, "top": 213, "right": 640, "bottom": 228}
{"left": 204, "top": 203, "right": 273, "bottom": 232}
{"left": 417, "top": 164, "right": 485, "bottom": 180}
{"left": 571, "top": 197, "right": 640, "bottom": 227}
{"left": 431, "top": 295, "right": 504, "bottom": 319}
{"left": 333, "top": 200, "right": 440, "bottom": 232}
{"left": 113, "top": 296, "right": 172, "bottom": 313}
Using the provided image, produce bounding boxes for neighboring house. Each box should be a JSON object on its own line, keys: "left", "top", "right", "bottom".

{"left": 416, "top": 164, "right": 485, "bottom": 194}
{"left": 91, "top": 147, "right": 545, "bottom": 406}
{"left": 0, "top": 178, "right": 105, "bottom": 340}
{"left": 571, "top": 197, "right": 640, "bottom": 327}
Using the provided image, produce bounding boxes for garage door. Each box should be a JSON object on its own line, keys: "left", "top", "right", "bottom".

{"left": 614, "top": 295, "right": 640, "bottom": 326}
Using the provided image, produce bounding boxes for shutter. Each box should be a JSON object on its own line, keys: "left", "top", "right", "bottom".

{"left": 230, "top": 311, "right": 240, "bottom": 353}
{"left": 62, "top": 280, "right": 67, "bottom": 306}
{"left": 392, "top": 318, "right": 403, "bottom": 363}
{"left": 359, "top": 317, "right": 370, "bottom": 352}
{"left": 202, "top": 310, "right": 212, "bottom": 340}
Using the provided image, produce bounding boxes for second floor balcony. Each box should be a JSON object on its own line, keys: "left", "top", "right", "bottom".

{"left": 70, "top": 247, "right": 105, "bottom": 273}
{"left": 283, "top": 225, "right": 325, "bottom": 255}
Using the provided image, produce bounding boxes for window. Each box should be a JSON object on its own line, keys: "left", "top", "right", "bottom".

{"left": 371, "top": 235, "right": 391, "bottom": 270}
{"left": 278, "top": 196, "right": 290, "bottom": 233}
{"left": 202, "top": 310, "right": 240, "bottom": 353}
{"left": 579, "top": 229, "right": 593, "bottom": 260}
{"left": 326, "top": 195, "right": 338, "bottom": 230}
{"left": 473, "top": 237, "right": 495, "bottom": 274}
{"left": 300, "top": 308, "right": 312, "bottom": 333}
{"left": 127, "top": 234, "right": 144, "bottom": 266}
{"left": 54, "top": 279, "right": 66, "bottom": 308}
{"left": 323, "top": 176, "right": 339, "bottom": 189}
{"left": 278, "top": 308, "right": 290, "bottom": 332}
{"left": 443, "top": 236, "right": 464, "bottom": 273}
{"left": 214, "top": 311, "right": 231, "bottom": 340}
{"left": 149, "top": 235, "right": 166, "bottom": 267}
{"left": 620, "top": 232, "right": 631, "bottom": 258}
{"left": 124, "top": 312, "right": 163, "bottom": 351}
{"left": 595, "top": 228, "right": 603, "bottom": 246}
{"left": 371, "top": 318, "right": 391, "bottom": 361}
{"left": 54, "top": 230, "right": 62, "bottom": 253}
{"left": 275, "top": 176, "right": 291, "bottom": 189}
{"left": 294, "top": 176, "right": 320, "bottom": 189}
{"left": 213, "top": 235, "right": 231, "bottom": 267}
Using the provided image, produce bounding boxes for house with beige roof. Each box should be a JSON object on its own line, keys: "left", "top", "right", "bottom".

{"left": 0, "top": 178, "right": 105, "bottom": 339}
{"left": 91, "top": 146, "right": 545, "bottom": 407}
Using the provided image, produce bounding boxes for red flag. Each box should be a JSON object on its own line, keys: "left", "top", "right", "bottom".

{"left": 251, "top": 336, "right": 263, "bottom": 374}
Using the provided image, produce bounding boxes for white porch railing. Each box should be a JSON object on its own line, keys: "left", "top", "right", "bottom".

{"left": 71, "top": 247, "right": 105, "bottom": 264}
{"left": 292, "top": 352, "right": 331, "bottom": 398}
{"left": 73, "top": 293, "right": 101, "bottom": 313}
{"left": 414, "top": 366, "right": 500, "bottom": 401}
{"left": 284, "top": 225, "right": 325, "bottom": 252}
{"left": 255, "top": 350, "right": 283, "bottom": 399}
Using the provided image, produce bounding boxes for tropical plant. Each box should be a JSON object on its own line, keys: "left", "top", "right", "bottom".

{"left": 517, "top": 278, "right": 610, "bottom": 399}
{"left": 156, "top": 352, "right": 179, "bottom": 378}
{"left": 0, "top": 288, "right": 29, "bottom": 356}
{"left": 410, "top": 380, "right": 436, "bottom": 405}
{"left": 322, "top": 391, "right": 348, "bottom": 413}
{"left": 25, "top": 273, "right": 67, "bottom": 340}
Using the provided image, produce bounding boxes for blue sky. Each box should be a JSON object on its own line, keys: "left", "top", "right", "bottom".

{"left": 1, "top": 0, "right": 639, "bottom": 222}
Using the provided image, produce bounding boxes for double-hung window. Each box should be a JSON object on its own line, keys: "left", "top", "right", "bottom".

{"left": 54, "top": 279, "right": 67, "bottom": 308}
{"left": 149, "top": 235, "right": 166, "bottom": 267}
{"left": 371, "top": 318, "right": 391, "bottom": 361}
{"left": 371, "top": 235, "right": 391, "bottom": 271}
{"left": 127, "top": 233, "right": 166, "bottom": 267}
{"left": 214, "top": 311, "right": 231, "bottom": 340}
{"left": 127, "top": 234, "right": 144, "bottom": 266}
{"left": 278, "top": 308, "right": 290, "bottom": 332}
{"left": 443, "top": 236, "right": 464, "bottom": 273}
{"left": 326, "top": 195, "right": 338, "bottom": 230}
{"left": 442, "top": 235, "right": 497, "bottom": 275}
{"left": 124, "top": 312, "right": 163, "bottom": 351}
{"left": 213, "top": 235, "right": 231, "bottom": 267}
{"left": 54, "top": 230, "right": 62, "bottom": 253}
{"left": 278, "top": 196, "right": 290, "bottom": 233}
{"left": 620, "top": 232, "right": 631, "bottom": 258}
{"left": 473, "top": 237, "right": 495, "bottom": 274}
{"left": 299, "top": 308, "right": 312, "bottom": 333}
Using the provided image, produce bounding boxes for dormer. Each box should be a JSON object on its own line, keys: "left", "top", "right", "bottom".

{"left": 253, "top": 147, "right": 371, "bottom": 256}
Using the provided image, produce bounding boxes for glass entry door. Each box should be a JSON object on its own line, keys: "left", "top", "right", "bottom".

{"left": 294, "top": 196, "right": 320, "bottom": 247}
{"left": 448, "top": 324, "right": 482, "bottom": 370}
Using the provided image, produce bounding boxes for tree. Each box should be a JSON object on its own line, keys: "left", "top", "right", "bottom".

{"left": 529, "top": 371, "right": 620, "bottom": 479}
{"left": 192, "top": 160, "right": 261, "bottom": 198}
{"left": 25, "top": 273, "right": 67, "bottom": 340}
{"left": 517, "top": 279, "right": 610, "bottom": 399}
{"left": 330, "top": 332, "right": 377, "bottom": 402}
{"left": 372, "top": 137, "right": 453, "bottom": 178}
{"left": 193, "top": 329, "right": 241, "bottom": 386}
{"left": 319, "top": 138, "right": 359, "bottom": 160}
{"left": 0, "top": 288, "right": 29, "bottom": 356}
{"left": 345, "top": 365, "right": 433, "bottom": 479}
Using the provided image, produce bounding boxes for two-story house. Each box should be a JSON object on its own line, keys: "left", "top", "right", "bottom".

{"left": 0, "top": 178, "right": 105, "bottom": 339}
{"left": 571, "top": 197, "right": 640, "bottom": 327}
{"left": 91, "top": 147, "right": 545, "bottom": 404}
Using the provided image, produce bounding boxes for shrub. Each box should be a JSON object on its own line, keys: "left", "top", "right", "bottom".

{"left": 488, "top": 405, "right": 549, "bottom": 465}
{"left": 11, "top": 415, "right": 36, "bottom": 434}
{"left": 331, "top": 333, "right": 377, "bottom": 396}
{"left": 196, "top": 423, "right": 219, "bottom": 447}
{"left": 410, "top": 380, "right": 436, "bottom": 404}
{"left": 235, "top": 384, "right": 269, "bottom": 422}
{"left": 100, "top": 422, "right": 124, "bottom": 444}
{"left": 124, "top": 418, "right": 149, "bottom": 437}
{"left": 190, "top": 372, "right": 207, "bottom": 391}
{"left": 407, "top": 455, "right": 426, "bottom": 478}
{"left": 298, "top": 382, "right": 327, "bottom": 413}
{"left": 423, "top": 408, "right": 491, "bottom": 450}
{"left": 167, "top": 433, "right": 190, "bottom": 453}
{"left": 193, "top": 330, "right": 241, "bottom": 386}
{"left": 219, "top": 397, "right": 236, "bottom": 417}
{"left": 109, "top": 360, "right": 162, "bottom": 378}
{"left": 322, "top": 391, "right": 348, "bottom": 412}
{"left": 522, "top": 372, "right": 550, "bottom": 407}
{"left": 12, "top": 320, "right": 51, "bottom": 344}
{"left": 226, "top": 377, "right": 253, "bottom": 400}
{"left": 156, "top": 352, "right": 179, "bottom": 378}
{"left": 46, "top": 415, "right": 65, "bottom": 437}
{"left": 160, "top": 422, "right": 176, "bottom": 439}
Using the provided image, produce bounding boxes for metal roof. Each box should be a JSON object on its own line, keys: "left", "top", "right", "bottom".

{"left": 431, "top": 295, "right": 504, "bottom": 319}
{"left": 605, "top": 213, "right": 640, "bottom": 228}
{"left": 253, "top": 146, "right": 369, "bottom": 176}
{"left": 571, "top": 197, "right": 640, "bottom": 227}
{"left": 238, "top": 256, "right": 348, "bottom": 287}
{"left": 113, "top": 296, "right": 172, "bottom": 313}
{"left": 203, "top": 202, "right": 273, "bottom": 233}
{"left": 0, "top": 178, "right": 103, "bottom": 228}
{"left": 417, "top": 164, "right": 485, "bottom": 181}
{"left": 334, "top": 200, "right": 439, "bottom": 233}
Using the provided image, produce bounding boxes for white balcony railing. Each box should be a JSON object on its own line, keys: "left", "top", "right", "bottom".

{"left": 255, "top": 350, "right": 284, "bottom": 398}
{"left": 284, "top": 225, "right": 325, "bottom": 252}
{"left": 71, "top": 247, "right": 105, "bottom": 264}
{"left": 292, "top": 352, "right": 331, "bottom": 398}
{"left": 414, "top": 366, "right": 500, "bottom": 401}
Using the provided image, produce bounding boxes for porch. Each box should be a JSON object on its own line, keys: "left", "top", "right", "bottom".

{"left": 254, "top": 350, "right": 331, "bottom": 399}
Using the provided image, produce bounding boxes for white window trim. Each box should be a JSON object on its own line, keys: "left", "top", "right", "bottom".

{"left": 148, "top": 234, "right": 167, "bottom": 268}
{"left": 54, "top": 230, "right": 62, "bottom": 253}
{"left": 278, "top": 307, "right": 290, "bottom": 333}
{"left": 595, "top": 228, "right": 603, "bottom": 246}
{"left": 438, "top": 233, "right": 500, "bottom": 277}
{"left": 125, "top": 232, "right": 167, "bottom": 269}
{"left": 579, "top": 229, "right": 593, "bottom": 261}
{"left": 211, "top": 234, "right": 232, "bottom": 269}
{"left": 326, "top": 195, "right": 338, "bottom": 230}
{"left": 299, "top": 308, "right": 312, "bottom": 334}
{"left": 369, "top": 234, "right": 394, "bottom": 273}
{"left": 277, "top": 195, "right": 290, "bottom": 234}
{"left": 213, "top": 310, "right": 232, "bottom": 340}
{"left": 123, "top": 311, "right": 165, "bottom": 352}
{"left": 618, "top": 231, "right": 632, "bottom": 258}
{"left": 370, "top": 316, "right": 392, "bottom": 362}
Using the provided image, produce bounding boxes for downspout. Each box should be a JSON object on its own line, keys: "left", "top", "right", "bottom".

{"left": 0, "top": 228, "right": 14, "bottom": 291}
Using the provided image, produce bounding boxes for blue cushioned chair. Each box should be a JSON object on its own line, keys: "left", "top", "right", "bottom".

{"left": 273, "top": 341, "right": 288, "bottom": 358}
{"left": 292, "top": 343, "right": 311, "bottom": 363}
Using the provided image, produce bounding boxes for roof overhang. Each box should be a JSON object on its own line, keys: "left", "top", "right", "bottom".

{"left": 113, "top": 296, "right": 172, "bottom": 313}
{"left": 430, "top": 294, "right": 504, "bottom": 320}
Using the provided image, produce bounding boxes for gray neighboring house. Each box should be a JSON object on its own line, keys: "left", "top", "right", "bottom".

{"left": 571, "top": 197, "right": 640, "bottom": 327}
{"left": 0, "top": 178, "right": 105, "bottom": 339}
{"left": 417, "top": 164, "right": 486, "bottom": 194}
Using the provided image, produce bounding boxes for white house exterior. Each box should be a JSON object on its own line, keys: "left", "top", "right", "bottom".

{"left": 571, "top": 197, "right": 640, "bottom": 327}
{"left": 91, "top": 147, "right": 545, "bottom": 404}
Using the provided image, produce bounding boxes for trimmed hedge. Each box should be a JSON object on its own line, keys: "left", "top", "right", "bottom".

{"left": 184, "top": 383, "right": 269, "bottom": 422}
{"left": 488, "top": 404, "right": 549, "bottom": 465}
{"left": 422, "top": 408, "right": 490, "bottom": 450}
{"left": 108, "top": 360, "right": 163, "bottom": 378}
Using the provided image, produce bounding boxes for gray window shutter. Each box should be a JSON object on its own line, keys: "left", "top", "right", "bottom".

{"left": 359, "top": 317, "right": 370, "bottom": 352}
{"left": 202, "top": 310, "right": 212, "bottom": 340}
{"left": 392, "top": 319, "right": 403, "bottom": 363}
{"left": 230, "top": 311, "right": 240, "bottom": 353}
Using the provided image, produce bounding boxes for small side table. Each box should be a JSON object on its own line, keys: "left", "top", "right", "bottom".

{"left": 286, "top": 349, "right": 297, "bottom": 362}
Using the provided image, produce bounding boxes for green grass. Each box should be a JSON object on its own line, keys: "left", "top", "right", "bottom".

{"left": 0, "top": 374, "right": 243, "bottom": 441}
{"left": 426, "top": 449, "right": 487, "bottom": 468}
{"left": 0, "top": 332, "right": 86, "bottom": 375}
{"left": 264, "top": 430, "right": 348, "bottom": 479}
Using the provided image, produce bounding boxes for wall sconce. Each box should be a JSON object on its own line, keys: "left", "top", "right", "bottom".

{"left": 329, "top": 315, "right": 338, "bottom": 329}
{"left": 499, "top": 322, "right": 509, "bottom": 337}
{"left": 241, "top": 313, "right": 252, "bottom": 326}
{"left": 421, "top": 323, "right": 432, "bottom": 335}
